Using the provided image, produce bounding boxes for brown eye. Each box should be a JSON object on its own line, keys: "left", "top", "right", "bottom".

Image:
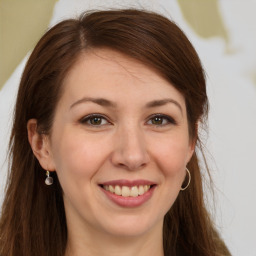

{"left": 147, "top": 114, "right": 176, "bottom": 126}
{"left": 80, "top": 114, "right": 109, "bottom": 126}
{"left": 151, "top": 116, "right": 164, "bottom": 125}
{"left": 90, "top": 117, "right": 103, "bottom": 125}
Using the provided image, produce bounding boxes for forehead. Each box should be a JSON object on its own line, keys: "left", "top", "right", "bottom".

{"left": 60, "top": 48, "right": 185, "bottom": 107}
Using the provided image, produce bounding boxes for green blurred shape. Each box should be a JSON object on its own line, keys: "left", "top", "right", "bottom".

{"left": 0, "top": 0, "right": 58, "bottom": 90}
{"left": 177, "top": 0, "right": 228, "bottom": 41}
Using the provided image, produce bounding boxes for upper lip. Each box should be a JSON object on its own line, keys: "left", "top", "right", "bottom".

{"left": 100, "top": 179, "right": 156, "bottom": 187}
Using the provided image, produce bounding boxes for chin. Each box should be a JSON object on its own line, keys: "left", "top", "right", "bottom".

{"left": 99, "top": 214, "right": 162, "bottom": 238}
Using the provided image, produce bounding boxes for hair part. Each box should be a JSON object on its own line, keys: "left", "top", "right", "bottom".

{"left": 0, "top": 9, "right": 230, "bottom": 256}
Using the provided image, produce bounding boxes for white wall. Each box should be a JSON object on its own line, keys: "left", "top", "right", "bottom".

{"left": 1, "top": 1, "right": 256, "bottom": 255}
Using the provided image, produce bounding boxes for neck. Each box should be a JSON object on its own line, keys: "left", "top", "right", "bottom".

{"left": 65, "top": 219, "right": 164, "bottom": 256}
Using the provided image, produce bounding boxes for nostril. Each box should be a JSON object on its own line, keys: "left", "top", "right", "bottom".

{"left": 110, "top": 134, "right": 150, "bottom": 171}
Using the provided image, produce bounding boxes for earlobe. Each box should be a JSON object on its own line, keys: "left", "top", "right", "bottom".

{"left": 27, "top": 119, "right": 55, "bottom": 171}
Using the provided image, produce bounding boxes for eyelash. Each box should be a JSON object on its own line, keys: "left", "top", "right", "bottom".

{"left": 79, "top": 114, "right": 111, "bottom": 126}
{"left": 146, "top": 114, "right": 177, "bottom": 126}
{"left": 79, "top": 113, "right": 176, "bottom": 127}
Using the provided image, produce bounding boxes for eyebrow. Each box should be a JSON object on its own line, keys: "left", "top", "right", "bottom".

{"left": 145, "top": 99, "right": 183, "bottom": 115}
{"left": 70, "top": 97, "right": 183, "bottom": 114}
{"left": 70, "top": 97, "right": 117, "bottom": 109}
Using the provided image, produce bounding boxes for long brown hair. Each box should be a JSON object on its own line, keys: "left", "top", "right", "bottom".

{"left": 0, "top": 9, "right": 231, "bottom": 256}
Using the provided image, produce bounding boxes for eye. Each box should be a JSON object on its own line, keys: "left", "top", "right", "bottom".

{"left": 80, "top": 114, "right": 110, "bottom": 126}
{"left": 147, "top": 114, "right": 176, "bottom": 126}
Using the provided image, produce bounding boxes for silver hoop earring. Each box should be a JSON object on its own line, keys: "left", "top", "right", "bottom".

{"left": 180, "top": 168, "right": 191, "bottom": 191}
{"left": 45, "top": 171, "right": 53, "bottom": 185}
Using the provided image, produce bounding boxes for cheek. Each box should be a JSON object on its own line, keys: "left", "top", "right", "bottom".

{"left": 150, "top": 140, "right": 190, "bottom": 216}
{"left": 51, "top": 130, "right": 108, "bottom": 185}
{"left": 151, "top": 135, "right": 190, "bottom": 178}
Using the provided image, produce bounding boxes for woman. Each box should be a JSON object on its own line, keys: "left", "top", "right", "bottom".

{"left": 0, "top": 9, "right": 231, "bottom": 256}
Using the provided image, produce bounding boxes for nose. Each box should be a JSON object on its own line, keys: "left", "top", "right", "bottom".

{"left": 111, "top": 124, "right": 150, "bottom": 171}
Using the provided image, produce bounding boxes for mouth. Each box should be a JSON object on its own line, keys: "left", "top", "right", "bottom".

{"left": 99, "top": 180, "right": 157, "bottom": 207}
{"left": 100, "top": 184, "right": 155, "bottom": 197}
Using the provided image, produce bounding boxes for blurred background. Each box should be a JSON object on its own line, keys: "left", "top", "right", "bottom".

{"left": 1, "top": 0, "right": 256, "bottom": 255}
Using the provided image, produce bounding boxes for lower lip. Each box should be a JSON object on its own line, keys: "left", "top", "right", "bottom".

{"left": 100, "top": 186, "right": 156, "bottom": 208}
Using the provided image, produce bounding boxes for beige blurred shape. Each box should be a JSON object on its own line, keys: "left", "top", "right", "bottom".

{"left": 177, "top": 0, "right": 228, "bottom": 41}
{"left": 0, "top": 0, "right": 58, "bottom": 90}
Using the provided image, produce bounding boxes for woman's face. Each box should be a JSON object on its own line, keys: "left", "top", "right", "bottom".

{"left": 46, "top": 49, "right": 194, "bottom": 238}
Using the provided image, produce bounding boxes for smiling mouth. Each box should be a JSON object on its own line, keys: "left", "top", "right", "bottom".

{"left": 100, "top": 184, "right": 155, "bottom": 197}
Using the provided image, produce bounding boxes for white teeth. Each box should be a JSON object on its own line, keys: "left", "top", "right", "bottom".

{"left": 103, "top": 185, "right": 109, "bottom": 191}
{"left": 103, "top": 184, "right": 152, "bottom": 197}
{"left": 109, "top": 185, "right": 115, "bottom": 193}
{"left": 138, "top": 185, "right": 144, "bottom": 195}
{"left": 130, "top": 186, "right": 139, "bottom": 197}
{"left": 121, "top": 186, "right": 130, "bottom": 197}
{"left": 115, "top": 185, "right": 122, "bottom": 196}
{"left": 144, "top": 185, "right": 150, "bottom": 192}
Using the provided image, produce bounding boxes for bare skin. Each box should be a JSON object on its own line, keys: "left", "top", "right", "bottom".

{"left": 28, "top": 49, "right": 194, "bottom": 256}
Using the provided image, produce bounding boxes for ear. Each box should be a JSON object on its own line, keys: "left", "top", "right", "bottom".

{"left": 186, "top": 122, "right": 198, "bottom": 163}
{"left": 27, "top": 119, "right": 55, "bottom": 171}
{"left": 186, "top": 143, "right": 195, "bottom": 164}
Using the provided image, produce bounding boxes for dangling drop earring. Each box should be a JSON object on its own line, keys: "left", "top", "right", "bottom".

{"left": 45, "top": 170, "right": 53, "bottom": 185}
